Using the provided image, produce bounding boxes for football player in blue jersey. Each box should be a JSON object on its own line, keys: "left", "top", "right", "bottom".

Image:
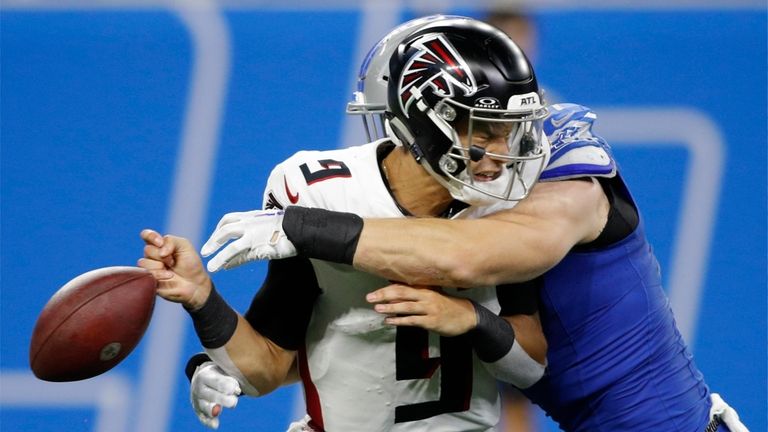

{"left": 201, "top": 17, "right": 748, "bottom": 432}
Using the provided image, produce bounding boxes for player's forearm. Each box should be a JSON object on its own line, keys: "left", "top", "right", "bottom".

{"left": 281, "top": 203, "right": 573, "bottom": 287}
{"left": 222, "top": 316, "right": 296, "bottom": 395}
{"left": 186, "top": 285, "right": 293, "bottom": 395}
{"left": 505, "top": 313, "right": 547, "bottom": 365}
{"left": 471, "top": 303, "right": 545, "bottom": 388}
{"left": 353, "top": 217, "right": 563, "bottom": 287}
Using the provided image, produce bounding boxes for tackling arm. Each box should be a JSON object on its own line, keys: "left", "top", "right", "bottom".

{"left": 201, "top": 178, "right": 609, "bottom": 286}
{"left": 354, "top": 178, "right": 609, "bottom": 287}
{"left": 201, "top": 103, "right": 614, "bottom": 289}
{"left": 367, "top": 282, "right": 547, "bottom": 388}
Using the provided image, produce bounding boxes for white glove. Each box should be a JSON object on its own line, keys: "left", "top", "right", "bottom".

{"left": 709, "top": 393, "right": 748, "bottom": 432}
{"left": 191, "top": 361, "right": 242, "bottom": 430}
{"left": 286, "top": 415, "right": 319, "bottom": 432}
{"left": 201, "top": 210, "right": 298, "bottom": 272}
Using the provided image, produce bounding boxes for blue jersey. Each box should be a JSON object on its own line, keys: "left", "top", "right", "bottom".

{"left": 522, "top": 104, "right": 712, "bottom": 430}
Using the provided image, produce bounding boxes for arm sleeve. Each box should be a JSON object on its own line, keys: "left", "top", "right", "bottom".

{"left": 244, "top": 256, "right": 320, "bottom": 350}
{"left": 574, "top": 175, "right": 639, "bottom": 251}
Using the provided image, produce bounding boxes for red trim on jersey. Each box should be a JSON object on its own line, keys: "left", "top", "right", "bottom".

{"left": 305, "top": 174, "right": 351, "bottom": 186}
{"left": 421, "top": 345, "right": 440, "bottom": 378}
{"left": 298, "top": 345, "right": 324, "bottom": 431}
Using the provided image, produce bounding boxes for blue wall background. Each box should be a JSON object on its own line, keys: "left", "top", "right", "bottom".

{"left": 2, "top": 3, "right": 765, "bottom": 431}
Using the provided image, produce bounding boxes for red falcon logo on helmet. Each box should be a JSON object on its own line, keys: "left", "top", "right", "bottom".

{"left": 398, "top": 34, "right": 478, "bottom": 115}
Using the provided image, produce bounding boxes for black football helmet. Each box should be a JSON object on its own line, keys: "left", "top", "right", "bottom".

{"left": 346, "top": 15, "right": 462, "bottom": 142}
{"left": 385, "top": 17, "right": 549, "bottom": 204}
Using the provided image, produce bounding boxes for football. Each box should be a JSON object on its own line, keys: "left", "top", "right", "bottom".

{"left": 29, "top": 266, "right": 157, "bottom": 382}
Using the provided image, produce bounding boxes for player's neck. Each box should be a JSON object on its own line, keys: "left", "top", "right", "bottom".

{"left": 382, "top": 147, "right": 453, "bottom": 217}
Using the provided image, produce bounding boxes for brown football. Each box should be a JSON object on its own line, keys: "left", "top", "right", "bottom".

{"left": 29, "top": 266, "right": 157, "bottom": 381}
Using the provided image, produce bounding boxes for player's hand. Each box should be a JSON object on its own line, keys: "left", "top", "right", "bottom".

{"left": 138, "top": 229, "right": 212, "bottom": 309}
{"left": 191, "top": 361, "right": 241, "bottom": 430}
{"left": 366, "top": 284, "right": 477, "bottom": 337}
{"left": 201, "top": 210, "right": 297, "bottom": 272}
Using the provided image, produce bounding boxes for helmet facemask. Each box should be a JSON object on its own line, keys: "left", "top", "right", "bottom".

{"left": 347, "top": 90, "right": 387, "bottom": 142}
{"left": 420, "top": 95, "right": 549, "bottom": 206}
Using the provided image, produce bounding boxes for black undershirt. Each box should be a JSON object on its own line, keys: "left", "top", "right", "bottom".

{"left": 574, "top": 175, "right": 639, "bottom": 251}
{"left": 244, "top": 256, "right": 320, "bottom": 350}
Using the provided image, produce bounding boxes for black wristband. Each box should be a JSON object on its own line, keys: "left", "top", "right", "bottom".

{"left": 282, "top": 206, "right": 364, "bottom": 265}
{"left": 470, "top": 300, "right": 516, "bottom": 363}
{"left": 186, "top": 284, "right": 239, "bottom": 349}
{"left": 184, "top": 352, "right": 212, "bottom": 382}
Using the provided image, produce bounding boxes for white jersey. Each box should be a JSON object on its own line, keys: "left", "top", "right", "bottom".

{"left": 261, "top": 141, "right": 519, "bottom": 432}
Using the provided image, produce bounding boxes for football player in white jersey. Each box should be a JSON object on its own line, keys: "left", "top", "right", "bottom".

{"left": 140, "top": 17, "right": 551, "bottom": 432}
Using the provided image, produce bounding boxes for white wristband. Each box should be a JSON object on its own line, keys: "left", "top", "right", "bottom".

{"left": 204, "top": 346, "right": 261, "bottom": 396}
{"left": 481, "top": 340, "right": 545, "bottom": 389}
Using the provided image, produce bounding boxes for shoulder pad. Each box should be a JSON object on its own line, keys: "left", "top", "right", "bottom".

{"left": 540, "top": 103, "right": 616, "bottom": 181}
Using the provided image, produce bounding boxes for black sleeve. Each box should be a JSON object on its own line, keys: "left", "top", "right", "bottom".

{"left": 496, "top": 277, "right": 541, "bottom": 316}
{"left": 244, "top": 256, "right": 321, "bottom": 351}
{"left": 575, "top": 175, "right": 639, "bottom": 251}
